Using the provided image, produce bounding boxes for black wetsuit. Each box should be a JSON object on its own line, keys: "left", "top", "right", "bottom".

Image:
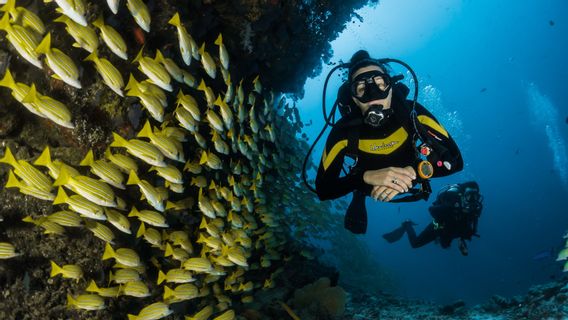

{"left": 315, "top": 96, "right": 463, "bottom": 201}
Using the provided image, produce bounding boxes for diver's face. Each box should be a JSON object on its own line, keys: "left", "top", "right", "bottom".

{"left": 351, "top": 65, "right": 392, "bottom": 114}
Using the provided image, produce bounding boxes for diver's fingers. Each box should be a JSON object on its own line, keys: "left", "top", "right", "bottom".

{"left": 386, "top": 173, "right": 408, "bottom": 193}
{"left": 372, "top": 186, "right": 386, "bottom": 200}
{"left": 385, "top": 189, "right": 401, "bottom": 202}
{"left": 390, "top": 166, "right": 417, "bottom": 180}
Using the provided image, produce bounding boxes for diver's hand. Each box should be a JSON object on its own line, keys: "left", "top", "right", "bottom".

{"left": 371, "top": 185, "right": 400, "bottom": 202}
{"left": 363, "top": 166, "right": 416, "bottom": 193}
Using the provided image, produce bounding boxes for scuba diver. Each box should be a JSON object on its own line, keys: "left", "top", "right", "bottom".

{"left": 382, "top": 181, "right": 483, "bottom": 256}
{"left": 306, "top": 50, "right": 463, "bottom": 234}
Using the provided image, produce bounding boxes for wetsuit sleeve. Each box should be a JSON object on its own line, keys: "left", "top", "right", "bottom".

{"left": 315, "top": 127, "right": 366, "bottom": 200}
{"left": 414, "top": 103, "right": 464, "bottom": 177}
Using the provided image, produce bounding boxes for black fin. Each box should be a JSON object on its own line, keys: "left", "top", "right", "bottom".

{"left": 382, "top": 225, "right": 408, "bottom": 243}
{"left": 344, "top": 190, "right": 367, "bottom": 234}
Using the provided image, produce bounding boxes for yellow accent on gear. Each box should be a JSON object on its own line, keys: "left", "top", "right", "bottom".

{"left": 417, "top": 115, "right": 449, "bottom": 138}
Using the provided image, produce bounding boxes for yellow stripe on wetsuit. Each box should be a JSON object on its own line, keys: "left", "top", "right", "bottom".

{"left": 322, "top": 127, "right": 408, "bottom": 171}
{"left": 417, "top": 115, "right": 449, "bottom": 138}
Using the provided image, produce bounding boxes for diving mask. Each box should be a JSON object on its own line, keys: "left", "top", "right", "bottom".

{"left": 351, "top": 70, "right": 392, "bottom": 103}
{"left": 462, "top": 189, "right": 482, "bottom": 212}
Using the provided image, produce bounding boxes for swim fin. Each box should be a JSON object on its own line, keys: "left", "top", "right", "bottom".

{"left": 382, "top": 224, "right": 408, "bottom": 243}
{"left": 344, "top": 190, "right": 367, "bottom": 234}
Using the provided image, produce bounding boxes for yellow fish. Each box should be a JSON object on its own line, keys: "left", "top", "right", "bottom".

{"left": 36, "top": 33, "right": 81, "bottom": 88}
{"left": 34, "top": 146, "right": 79, "bottom": 179}
{"left": 127, "top": 302, "right": 172, "bottom": 320}
{"left": 198, "top": 43, "right": 216, "bottom": 79}
{"left": 53, "top": 167, "right": 118, "bottom": 208}
{"left": 21, "top": 84, "right": 74, "bottom": 129}
{"left": 5, "top": 169, "right": 55, "bottom": 201}
{"left": 86, "top": 280, "right": 120, "bottom": 298}
{"left": 125, "top": 74, "right": 165, "bottom": 122}
{"left": 126, "top": 171, "right": 166, "bottom": 212}
{"left": 155, "top": 50, "right": 183, "bottom": 82}
{"left": 111, "top": 132, "right": 166, "bottom": 167}
{"left": 104, "top": 208, "right": 131, "bottom": 234}
{"left": 53, "top": 15, "right": 98, "bottom": 53}
{"left": 50, "top": 260, "right": 83, "bottom": 281}
{"left": 128, "top": 207, "right": 168, "bottom": 228}
{"left": 102, "top": 243, "right": 141, "bottom": 267}
{"left": 104, "top": 147, "right": 138, "bottom": 173}
{"left": 47, "top": 0, "right": 87, "bottom": 27}
{"left": 137, "top": 120, "right": 185, "bottom": 162}
{"left": 84, "top": 51, "right": 125, "bottom": 97}
{"left": 185, "top": 306, "right": 213, "bottom": 320}
{"left": 132, "top": 48, "right": 171, "bottom": 91}
{"left": 1, "top": 146, "right": 53, "bottom": 192}
{"left": 176, "top": 90, "right": 201, "bottom": 121}
{"left": 93, "top": 15, "right": 128, "bottom": 60}
{"left": 46, "top": 210, "right": 82, "bottom": 227}
{"left": 0, "top": 13, "right": 42, "bottom": 68}
{"left": 0, "top": 242, "right": 20, "bottom": 259}
{"left": 2, "top": 0, "right": 46, "bottom": 36}
{"left": 66, "top": 294, "right": 105, "bottom": 311}
{"left": 167, "top": 12, "right": 193, "bottom": 66}
{"left": 164, "top": 283, "right": 198, "bottom": 302}
{"left": 80, "top": 150, "right": 125, "bottom": 190}
{"left": 126, "top": 0, "right": 151, "bottom": 32}
{"left": 119, "top": 280, "right": 150, "bottom": 298}
{"left": 85, "top": 220, "right": 115, "bottom": 244}
{"left": 214, "top": 33, "right": 229, "bottom": 70}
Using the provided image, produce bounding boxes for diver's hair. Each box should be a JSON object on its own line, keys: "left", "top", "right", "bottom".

{"left": 348, "top": 50, "right": 389, "bottom": 80}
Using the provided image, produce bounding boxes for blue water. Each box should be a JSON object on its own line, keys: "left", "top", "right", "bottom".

{"left": 298, "top": 0, "right": 568, "bottom": 305}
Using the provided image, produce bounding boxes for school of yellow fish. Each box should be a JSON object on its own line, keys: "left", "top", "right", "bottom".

{"left": 0, "top": 0, "right": 313, "bottom": 318}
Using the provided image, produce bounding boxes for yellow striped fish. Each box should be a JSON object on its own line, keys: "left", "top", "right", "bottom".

{"left": 126, "top": 171, "right": 166, "bottom": 212}
{"left": 136, "top": 222, "right": 162, "bottom": 247}
{"left": 167, "top": 12, "right": 193, "bottom": 66}
{"left": 128, "top": 207, "right": 168, "bottom": 228}
{"left": 34, "top": 146, "right": 79, "bottom": 179}
{"left": 174, "top": 106, "right": 198, "bottom": 133}
{"left": 36, "top": 33, "right": 81, "bottom": 88}
{"left": 127, "top": 302, "right": 172, "bottom": 320}
{"left": 0, "top": 69, "right": 42, "bottom": 117}
{"left": 2, "top": 0, "right": 45, "bottom": 35}
{"left": 53, "top": 167, "right": 117, "bottom": 208}
{"left": 104, "top": 147, "right": 138, "bottom": 173}
{"left": 0, "top": 14, "right": 42, "bottom": 68}
{"left": 155, "top": 50, "right": 183, "bottom": 82}
{"left": 164, "top": 242, "right": 188, "bottom": 262}
{"left": 110, "top": 268, "right": 140, "bottom": 284}
{"left": 149, "top": 164, "right": 183, "bottom": 184}
{"left": 5, "top": 169, "right": 54, "bottom": 201}
{"left": 176, "top": 90, "right": 201, "bottom": 121}
{"left": 126, "top": 74, "right": 165, "bottom": 122}
{"left": 46, "top": 210, "right": 82, "bottom": 227}
{"left": 182, "top": 69, "right": 196, "bottom": 87}
{"left": 214, "top": 33, "right": 229, "bottom": 70}
{"left": 84, "top": 51, "right": 125, "bottom": 97}
{"left": 185, "top": 305, "right": 213, "bottom": 320}
{"left": 53, "top": 187, "right": 106, "bottom": 220}
{"left": 103, "top": 244, "right": 141, "bottom": 268}
{"left": 86, "top": 280, "right": 120, "bottom": 298}
{"left": 104, "top": 208, "right": 131, "bottom": 234}
{"left": 214, "top": 95, "right": 233, "bottom": 131}
{"left": 1, "top": 147, "right": 53, "bottom": 193}
{"left": 111, "top": 132, "right": 166, "bottom": 167}
{"left": 198, "top": 43, "right": 216, "bottom": 79}
{"left": 126, "top": 0, "right": 150, "bottom": 32}
{"left": 132, "top": 48, "right": 171, "bottom": 91}
{"left": 22, "top": 215, "right": 65, "bottom": 234}
{"left": 21, "top": 84, "right": 74, "bottom": 129}
{"left": 0, "top": 242, "right": 20, "bottom": 259}
{"left": 79, "top": 149, "right": 125, "bottom": 189}
{"left": 47, "top": 0, "right": 87, "bottom": 27}
{"left": 66, "top": 294, "right": 105, "bottom": 310}
{"left": 106, "top": 0, "right": 120, "bottom": 14}
{"left": 53, "top": 15, "right": 98, "bottom": 53}
{"left": 93, "top": 15, "right": 128, "bottom": 60}
{"left": 137, "top": 120, "right": 185, "bottom": 162}
{"left": 182, "top": 257, "right": 213, "bottom": 273}
{"left": 119, "top": 280, "right": 150, "bottom": 298}
{"left": 157, "top": 268, "right": 195, "bottom": 285}
{"left": 197, "top": 79, "right": 215, "bottom": 106}
{"left": 85, "top": 220, "right": 115, "bottom": 244}
{"left": 50, "top": 260, "right": 83, "bottom": 281}
{"left": 200, "top": 150, "right": 222, "bottom": 170}
{"left": 163, "top": 283, "right": 198, "bottom": 302}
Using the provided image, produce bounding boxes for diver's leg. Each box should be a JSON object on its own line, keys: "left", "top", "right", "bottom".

{"left": 407, "top": 223, "right": 437, "bottom": 248}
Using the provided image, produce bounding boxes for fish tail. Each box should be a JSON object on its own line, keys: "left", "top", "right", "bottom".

{"left": 34, "top": 147, "right": 52, "bottom": 167}
{"left": 163, "top": 285, "right": 174, "bottom": 300}
{"left": 36, "top": 33, "right": 52, "bottom": 55}
{"left": 5, "top": 170, "right": 23, "bottom": 189}
{"left": 165, "top": 201, "right": 178, "bottom": 211}
{"left": 126, "top": 170, "right": 140, "bottom": 185}
{"left": 102, "top": 243, "right": 115, "bottom": 261}
{"left": 92, "top": 15, "right": 104, "bottom": 29}
{"left": 66, "top": 294, "right": 76, "bottom": 309}
{"left": 53, "top": 186, "right": 68, "bottom": 205}
{"left": 79, "top": 149, "right": 95, "bottom": 166}
{"left": 136, "top": 120, "right": 153, "bottom": 139}
{"left": 21, "top": 83, "right": 39, "bottom": 104}
{"left": 157, "top": 270, "right": 166, "bottom": 285}
{"left": 0, "top": 146, "right": 17, "bottom": 166}
{"left": 214, "top": 33, "right": 223, "bottom": 46}
{"left": 0, "top": 12, "right": 11, "bottom": 32}
{"left": 199, "top": 150, "right": 208, "bottom": 165}
{"left": 0, "top": 68, "right": 15, "bottom": 89}
{"left": 135, "top": 221, "right": 145, "bottom": 238}
{"left": 127, "top": 314, "right": 138, "bottom": 320}
{"left": 50, "top": 260, "right": 61, "bottom": 278}
{"left": 197, "top": 79, "right": 206, "bottom": 91}
{"left": 167, "top": 12, "right": 181, "bottom": 28}
{"left": 3, "top": 0, "right": 16, "bottom": 14}
{"left": 164, "top": 243, "right": 173, "bottom": 257}
{"left": 53, "top": 15, "right": 68, "bottom": 24}
{"left": 110, "top": 132, "right": 128, "bottom": 148}
{"left": 83, "top": 50, "right": 98, "bottom": 63}
{"left": 22, "top": 215, "right": 35, "bottom": 224}
{"left": 52, "top": 165, "right": 71, "bottom": 187}
{"left": 154, "top": 50, "right": 164, "bottom": 63}
{"left": 124, "top": 73, "right": 140, "bottom": 93}
{"left": 86, "top": 280, "right": 99, "bottom": 293}
{"left": 132, "top": 46, "right": 144, "bottom": 64}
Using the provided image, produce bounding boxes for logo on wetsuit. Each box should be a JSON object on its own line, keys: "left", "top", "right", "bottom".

{"left": 369, "top": 140, "right": 399, "bottom": 152}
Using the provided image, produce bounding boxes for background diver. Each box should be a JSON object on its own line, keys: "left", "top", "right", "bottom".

{"left": 310, "top": 50, "right": 463, "bottom": 234}
{"left": 383, "top": 181, "right": 483, "bottom": 256}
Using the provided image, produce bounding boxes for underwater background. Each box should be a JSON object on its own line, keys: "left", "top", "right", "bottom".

{"left": 299, "top": 0, "right": 568, "bottom": 308}
{"left": 0, "top": 0, "right": 567, "bottom": 319}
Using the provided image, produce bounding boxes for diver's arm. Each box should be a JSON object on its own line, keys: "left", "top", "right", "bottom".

{"left": 315, "top": 130, "right": 365, "bottom": 200}
{"left": 414, "top": 103, "right": 464, "bottom": 177}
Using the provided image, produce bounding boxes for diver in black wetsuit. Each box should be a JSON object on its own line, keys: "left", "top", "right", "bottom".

{"left": 314, "top": 50, "right": 464, "bottom": 234}
{"left": 383, "top": 181, "right": 483, "bottom": 256}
